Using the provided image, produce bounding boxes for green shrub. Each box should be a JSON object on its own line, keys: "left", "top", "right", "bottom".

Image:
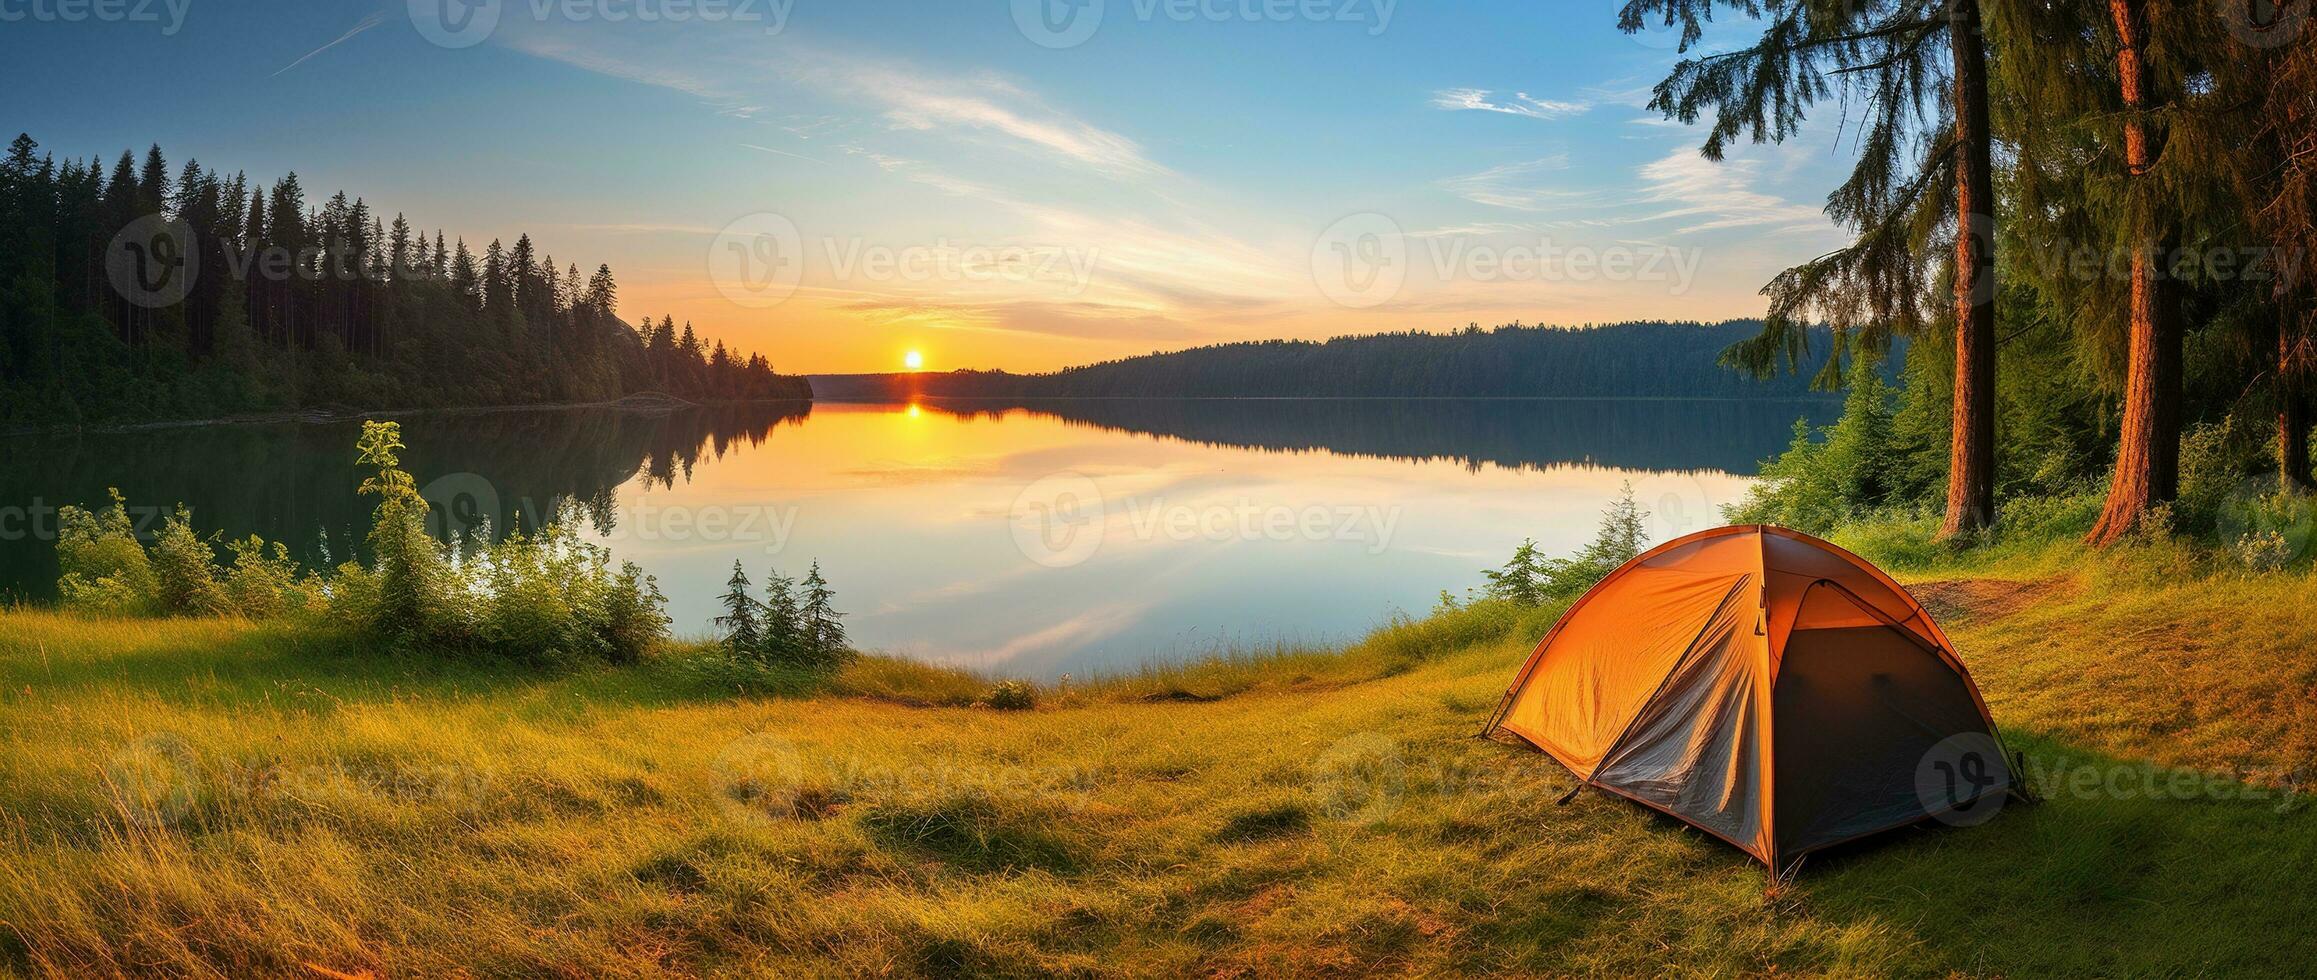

{"left": 464, "top": 514, "right": 668, "bottom": 663}
{"left": 56, "top": 493, "right": 304, "bottom": 619}
{"left": 1726, "top": 355, "right": 1908, "bottom": 533}
{"left": 1482, "top": 483, "right": 1649, "bottom": 607}
{"left": 2213, "top": 490, "right": 2317, "bottom": 572}
{"left": 1997, "top": 493, "right": 2103, "bottom": 543}
{"left": 601, "top": 561, "right": 671, "bottom": 665}
{"left": 356, "top": 421, "right": 458, "bottom": 641}
{"left": 982, "top": 680, "right": 1036, "bottom": 711}
{"left": 339, "top": 421, "right": 669, "bottom": 663}
{"left": 2232, "top": 530, "right": 2295, "bottom": 573}
{"left": 55, "top": 489, "right": 157, "bottom": 615}
{"left": 222, "top": 536, "right": 320, "bottom": 618}
{"left": 148, "top": 508, "right": 230, "bottom": 616}
{"left": 2174, "top": 418, "right": 2265, "bottom": 536}
{"left": 50, "top": 421, "right": 671, "bottom": 664}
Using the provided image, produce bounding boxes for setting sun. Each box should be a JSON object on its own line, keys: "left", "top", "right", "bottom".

{"left": 903, "top": 350, "right": 925, "bottom": 371}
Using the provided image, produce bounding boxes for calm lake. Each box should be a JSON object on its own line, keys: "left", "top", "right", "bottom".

{"left": 1, "top": 398, "right": 1835, "bottom": 677}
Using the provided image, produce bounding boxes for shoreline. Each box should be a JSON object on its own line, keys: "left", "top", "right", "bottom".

{"left": 0, "top": 392, "right": 815, "bottom": 439}
{"left": 806, "top": 393, "right": 1847, "bottom": 404}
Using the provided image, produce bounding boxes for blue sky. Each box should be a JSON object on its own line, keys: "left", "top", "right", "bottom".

{"left": 1, "top": 0, "right": 1858, "bottom": 372}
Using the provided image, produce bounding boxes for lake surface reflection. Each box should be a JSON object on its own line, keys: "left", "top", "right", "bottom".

{"left": 1, "top": 397, "right": 1835, "bottom": 676}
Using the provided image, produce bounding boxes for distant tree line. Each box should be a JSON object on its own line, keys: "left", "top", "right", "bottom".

{"left": 914, "top": 396, "right": 1827, "bottom": 474}
{"left": 811, "top": 321, "right": 1849, "bottom": 400}
{"left": 0, "top": 133, "right": 808, "bottom": 427}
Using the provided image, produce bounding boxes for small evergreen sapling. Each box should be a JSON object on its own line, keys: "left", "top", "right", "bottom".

{"left": 715, "top": 560, "right": 765, "bottom": 658}
{"left": 762, "top": 567, "right": 803, "bottom": 662}
{"left": 800, "top": 561, "right": 850, "bottom": 668}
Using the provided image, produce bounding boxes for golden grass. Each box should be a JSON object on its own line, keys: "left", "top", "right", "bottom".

{"left": 1, "top": 548, "right": 2314, "bottom": 977}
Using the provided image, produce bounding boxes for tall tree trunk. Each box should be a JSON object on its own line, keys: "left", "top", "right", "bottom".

{"left": 2285, "top": 314, "right": 2314, "bottom": 492}
{"left": 1940, "top": 0, "right": 1999, "bottom": 539}
{"left": 2088, "top": 0, "right": 2182, "bottom": 546}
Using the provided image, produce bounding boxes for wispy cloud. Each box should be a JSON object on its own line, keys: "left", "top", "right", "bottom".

{"left": 1439, "top": 156, "right": 1581, "bottom": 211}
{"left": 1431, "top": 87, "right": 1590, "bottom": 120}
{"left": 498, "top": 34, "right": 761, "bottom": 114}
{"left": 556, "top": 221, "right": 727, "bottom": 236}
{"left": 839, "top": 145, "right": 1006, "bottom": 199}
{"left": 1633, "top": 150, "right": 1829, "bottom": 235}
{"left": 854, "top": 66, "right": 1165, "bottom": 179}
{"left": 1407, "top": 221, "right": 1546, "bottom": 239}
{"left": 740, "top": 142, "right": 824, "bottom": 164}
{"left": 501, "top": 29, "right": 1165, "bottom": 179}
{"left": 271, "top": 11, "right": 386, "bottom": 77}
{"left": 838, "top": 299, "right": 1207, "bottom": 343}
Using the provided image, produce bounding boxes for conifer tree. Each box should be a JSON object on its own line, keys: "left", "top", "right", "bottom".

{"left": 1482, "top": 539, "right": 1549, "bottom": 606}
{"left": 449, "top": 238, "right": 479, "bottom": 308}
{"left": 799, "top": 561, "right": 848, "bottom": 666}
{"left": 2258, "top": 32, "right": 2317, "bottom": 492}
{"left": 2082, "top": 0, "right": 2179, "bottom": 545}
{"left": 1625, "top": 0, "right": 2001, "bottom": 537}
{"left": 762, "top": 567, "right": 803, "bottom": 660}
{"left": 714, "top": 560, "right": 765, "bottom": 658}
{"left": 586, "top": 263, "right": 617, "bottom": 316}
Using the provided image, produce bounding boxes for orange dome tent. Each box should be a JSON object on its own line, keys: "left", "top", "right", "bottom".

{"left": 1482, "top": 525, "right": 2013, "bottom": 868}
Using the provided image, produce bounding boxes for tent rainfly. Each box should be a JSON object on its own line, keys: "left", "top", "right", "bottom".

{"left": 1483, "top": 525, "right": 2014, "bottom": 868}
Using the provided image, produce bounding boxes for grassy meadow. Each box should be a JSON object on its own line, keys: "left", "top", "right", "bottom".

{"left": 1, "top": 540, "right": 2314, "bottom": 977}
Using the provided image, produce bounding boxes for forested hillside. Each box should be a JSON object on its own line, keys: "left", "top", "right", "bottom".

{"left": 0, "top": 134, "right": 807, "bottom": 427}
{"left": 812, "top": 320, "right": 1842, "bottom": 400}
